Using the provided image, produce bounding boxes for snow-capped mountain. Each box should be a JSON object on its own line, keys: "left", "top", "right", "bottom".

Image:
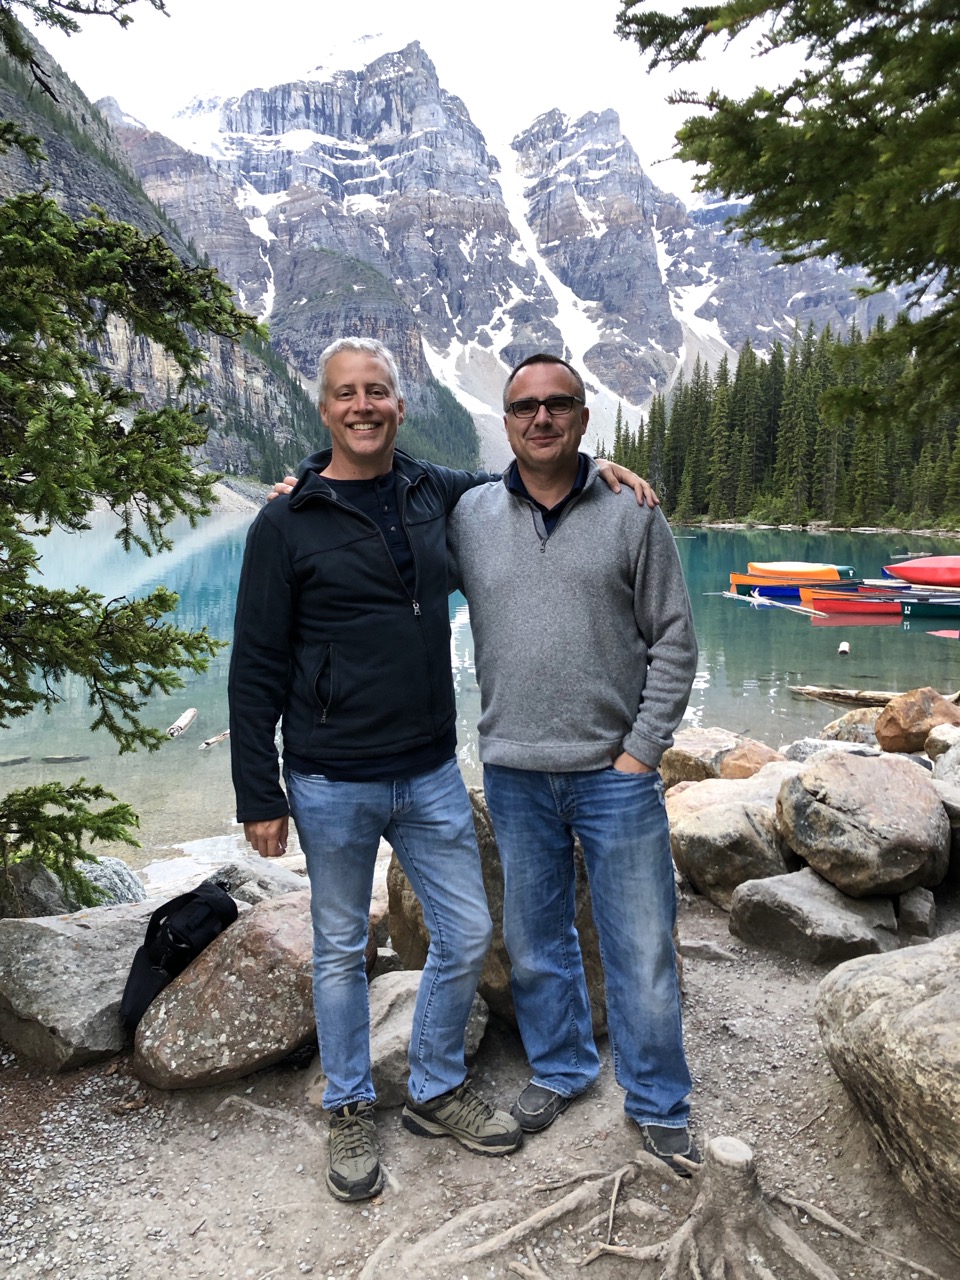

{"left": 102, "top": 41, "right": 902, "bottom": 464}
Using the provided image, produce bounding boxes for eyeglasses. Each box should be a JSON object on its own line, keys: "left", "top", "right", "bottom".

{"left": 506, "top": 395, "right": 584, "bottom": 420}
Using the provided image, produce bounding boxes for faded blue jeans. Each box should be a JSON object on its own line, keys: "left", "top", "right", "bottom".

{"left": 286, "top": 758, "right": 491, "bottom": 1110}
{"left": 484, "top": 762, "right": 691, "bottom": 1128}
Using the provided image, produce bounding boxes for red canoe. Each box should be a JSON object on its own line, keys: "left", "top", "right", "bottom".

{"left": 884, "top": 556, "right": 960, "bottom": 587}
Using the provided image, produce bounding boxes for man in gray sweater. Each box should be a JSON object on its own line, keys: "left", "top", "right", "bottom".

{"left": 448, "top": 353, "right": 700, "bottom": 1174}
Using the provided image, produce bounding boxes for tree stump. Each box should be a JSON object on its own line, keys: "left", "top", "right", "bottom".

{"left": 586, "top": 1136, "right": 841, "bottom": 1278}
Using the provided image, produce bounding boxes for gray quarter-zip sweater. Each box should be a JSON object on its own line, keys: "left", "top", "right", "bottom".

{"left": 447, "top": 457, "right": 697, "bottom": 771}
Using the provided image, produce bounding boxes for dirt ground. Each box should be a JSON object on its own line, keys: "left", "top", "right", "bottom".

{"left": 2, "top": 889, "right": 957, "bottom": 1280}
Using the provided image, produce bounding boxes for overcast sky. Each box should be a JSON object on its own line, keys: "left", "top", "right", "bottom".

{"left": 25, "top": 0, "right": 805, "bottom": 206}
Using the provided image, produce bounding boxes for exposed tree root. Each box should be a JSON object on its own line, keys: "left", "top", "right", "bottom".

{"left": 449, "top": 1164, "right": 639, "bottom": 1264}
{"left": 399, "top": 1199, "right": 515, "bottom": 1267}
{"left": 582, "top": 1137, "right": 842, "bottom": 1278}
{"left": 398, "top": 1133, "right": 950, "bottom": 1279}
{"left": 774, "top": 1193, "right": 952, "bottom": 1280}
{"left": 508, "top": 1257, "right": 554, "bottom": 1279}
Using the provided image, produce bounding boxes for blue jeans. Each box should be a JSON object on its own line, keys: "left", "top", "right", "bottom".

{"left": 286, "top": 758, "right": 492, "bottom": 1110}
{"left": 483, "top": 763, "right": 691, "bottom": 1128}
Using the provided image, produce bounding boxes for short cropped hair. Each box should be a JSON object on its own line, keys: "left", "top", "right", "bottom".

{"left": 502, "top": 353, "right": 587, "bottom": 411}
{"left": 318, "top": 338, "right": 403, "bottom": 402}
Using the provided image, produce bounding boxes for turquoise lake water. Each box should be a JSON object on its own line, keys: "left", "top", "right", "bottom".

{"left": 4, "top": 510, "right": 960, "bottom": 866}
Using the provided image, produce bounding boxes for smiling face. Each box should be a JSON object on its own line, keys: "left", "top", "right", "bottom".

{"left": 503, "top": 360, "right": 589, "bottom": 484}
{"left": 319, "top": 350, "right": 404, "bottom": 479}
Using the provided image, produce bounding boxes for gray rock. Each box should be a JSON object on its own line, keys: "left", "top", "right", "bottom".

{"left": 898, "top": 886, "right": 935, "bottom": 938}
{"left": 778, "top": 751, "right": 950, "bottom": 896}
{"left": 0, "top": 860, "right": 73, "bottom": 920}
{"left": 205, "top": 858, "right": 306, "bottom": 900}
{"left": 931, "top": 777, "right": 960, "bottom": 883}
{"left": 659, "top": 726, "right": 747, "bottom": 788}
{"left": 781, "top": 737, "right": 881, "bottom": 763}
{"left": 305, "top": 971, "right": 489, "bottom": 1109}
{"left": 925, "top": 722, "right": 960, "bottom": 761}
{"left": 0, "top": 900, "right": 163, "bottom": 1069}
{"left": 729, "top": 868, "right": 898, "bottom": 962}
{"left": 816, "top": 936, "right": 960, "bottom": 1258}
{"left": 678, "top": 939, "right": 738, "bottom": 963}
{"left": 933, "top": 740, "right": 960, "bottom": 787}
{"left": 133, "top": 890, "right": 314, "bottom": 1088}
{"left": 72, "top": 857, "right": 146, "bottom": 907}
{"left": 819, "top": 707, "right": 881, "bottom": 744}
{"left": 667, "top": 763, "right": 801, "bottom": 910}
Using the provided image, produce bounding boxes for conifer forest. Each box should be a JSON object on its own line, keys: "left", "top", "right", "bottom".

{"left": 603, "top": 320, "right": 960, "bottom": 529}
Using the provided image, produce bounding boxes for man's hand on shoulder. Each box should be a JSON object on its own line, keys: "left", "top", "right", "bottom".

{"left": 267, "top": 474, "right": 298, "bottom": 502}
{"left": 243, "top": 816, "right": 289, "bottom": 857}
{"left": 595, "top": 459, "right": 660, "bottom": 508}
{"left": 612, "top": 751, "right": 654, "bottom": 774}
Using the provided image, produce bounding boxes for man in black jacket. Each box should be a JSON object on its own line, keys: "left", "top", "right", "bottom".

{"left": 229, "top": 338, "right": 522, "bottom": 1203}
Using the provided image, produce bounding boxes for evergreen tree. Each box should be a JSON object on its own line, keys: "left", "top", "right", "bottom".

{"left": 730, "top": 340, "right": 763, "bottom": 516}
{"left": 616, "top": 0, "right": 960, "bottom": 425}
{"left": 645, "top": 394, "right": 667, "bottom": 498}
{"left": 0, "top": 2, "right": 261, "bottom": 901}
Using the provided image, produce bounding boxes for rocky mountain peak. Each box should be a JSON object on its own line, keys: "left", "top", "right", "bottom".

{"left": 103, "top": 40, "right": 907, "bottom": 463}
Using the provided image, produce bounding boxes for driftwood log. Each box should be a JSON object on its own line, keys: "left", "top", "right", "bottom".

{"left": 789, "top": 685, "right": 960, "bottom": 707}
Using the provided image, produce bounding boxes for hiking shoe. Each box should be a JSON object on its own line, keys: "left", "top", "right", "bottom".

{"left": 327, "top": 1101, "right": 383, "bottom": 1201}
{"left": 402, "top": 1081, "right": 523, "bottom": 1155}
{"left": 511, "top": 1082, "right": 576, "bottom": 1133}
{"left": 638, "top": 1123, "right": 702, "bottom": 1177}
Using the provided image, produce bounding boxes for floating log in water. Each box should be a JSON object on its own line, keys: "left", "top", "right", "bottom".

{"left": 0, "top": 756, "right": 30, "bottom": 767}
{"left": 199, "top": 730, "right": 230, "bottom": 750}
{"left": 789, "top": 684, "right": 960, "bottom": 707}
{"left": 41, "top": 754, "right": 90, "bottom": 764}
{"left": 166, "top": 707, "right": 198, "bottom": 738}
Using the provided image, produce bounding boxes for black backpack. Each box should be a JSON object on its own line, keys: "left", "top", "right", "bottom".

{"left": 120, "top": 879, "right": 239, "bottom": 1031}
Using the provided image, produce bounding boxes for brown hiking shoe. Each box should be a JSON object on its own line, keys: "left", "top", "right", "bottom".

{"left": 402, "top": 1081, "right": 522, "bottom": 1155}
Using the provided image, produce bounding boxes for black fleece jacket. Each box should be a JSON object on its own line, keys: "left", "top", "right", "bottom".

{"left": 228, "top": 449, "right": 487, "bottom": 823}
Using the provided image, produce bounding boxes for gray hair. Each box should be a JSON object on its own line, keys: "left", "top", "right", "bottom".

{"left": 318, "top": 338, "right": 403, "bottom": 402}
{"left": 502, "top": 353, "right": 586, "bottom": 411}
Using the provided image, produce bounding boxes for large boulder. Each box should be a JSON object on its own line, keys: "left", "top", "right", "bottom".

{"left": 305, "top": 971, "right": 490, "bottom": 1108}
{"left": 133, "top": 889, "right": 314, "bottom": 1088}
{"left": 0, "top": 899, "right": 162, "bottom": 1069}
{"left": 930, "top": 777, "right": 960, "bottom": 883}
{"left": 0, "top": 860, "right": 73, "bottom": 920}
{"left": 874, "top": 686, "right": 960, "bottom": 754}
{"left": 819, "top": 707, "right": 881, "bottom": 745}
{"left": 898, "top": 886, "right": 935, "bottom": 939}
{"left": 933, "top": 740, "right": 960, "bottom": 788}
{"left": 208, "top": 857, "right": 306, "bottom": 905}
{"left": 777, "top": 751, "right": 949, "bottom": 897}
{"left": 659, "top": 727, "right": 782, "bottom": 788}
{"left": 816, "top": 937, "right": 960, "bottom": 1258}
{"left": 388, "top": 787, "right": 607, "bottom": 1033}
{"left": 0, "top": 855, "right": 146, "bottom": 920}
{"left": 729, "top": 868, "right": 898, "bottom": 962}
{"left": 925, "top": 722, "right": 960, "bottom": 761}
{"left": 666, "top": 762, "right": 801, "bottom": 910}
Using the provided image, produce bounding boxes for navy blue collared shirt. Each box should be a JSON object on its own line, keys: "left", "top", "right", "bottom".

{"left": 506, "top": 453, "right": 590, "bottom": 535}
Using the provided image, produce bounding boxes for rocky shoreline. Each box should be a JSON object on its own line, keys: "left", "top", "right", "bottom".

{"left": 2, "top": 687, "right": 960, "bottom": 1277}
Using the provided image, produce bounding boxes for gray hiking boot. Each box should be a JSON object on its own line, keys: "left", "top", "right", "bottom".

{"left": 402, "top": 1081, "right": 523, "bottom": 1155}
{"left": 327, "top": 1101, "right": 384, "bottom": 1201}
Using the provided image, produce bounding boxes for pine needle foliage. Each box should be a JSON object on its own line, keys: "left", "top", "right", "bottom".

{"left": 616, "top": 0, "right": 960, "bottom": 425}
{"left": 0, "top": 1, "right": 261, "bottom": 900}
